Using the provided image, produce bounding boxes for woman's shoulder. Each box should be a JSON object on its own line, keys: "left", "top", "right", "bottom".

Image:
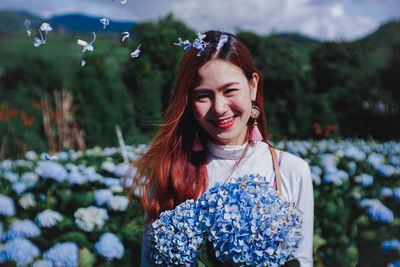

{"left": 257, "top": 142, "right": 310, "bottom": 178}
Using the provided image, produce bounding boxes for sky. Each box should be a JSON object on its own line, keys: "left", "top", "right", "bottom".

{"left": 0, "top": 0, "right": 399, "bottom": 41}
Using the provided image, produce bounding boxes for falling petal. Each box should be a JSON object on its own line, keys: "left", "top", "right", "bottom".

{"left": 121, "top": 0, "right": 127, "bottom": 4}
{"left": 33, "top": 36, "right": 42, "bottom": 47}
{"left": 100, "top": 18, "right": 110, "bottom": 29}
{"left": 130, "top": 44, "right": 141, "bottom": 58}
{"left": 217, "top": 34, "right": 228, "bottom": 50}
{"left": 121, "top": 32, "right": 130, "bottom": 42}
{"left": 40, "top": 22, "right": 53, "bottom": 32}
{"left": 77, "top": 33, "right": 96, "bottom": 53}
{"left": 44, "top": 154, "right": 58, "bottom": 161}
{"left": 24, "top": 19, "right": 31, "bottom": 37}
{"left": 174, "top": 38, "right": 192, "bottom": 51}
{"left": 81, "top": 60, "right": 86, "bottom": 67}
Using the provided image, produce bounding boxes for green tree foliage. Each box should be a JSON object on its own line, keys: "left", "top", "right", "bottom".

{"left": 73, "top": 54, "right": 137, "bottom": 147}
{"left": 122, "top": 14, "right": 194, "bottom": 138}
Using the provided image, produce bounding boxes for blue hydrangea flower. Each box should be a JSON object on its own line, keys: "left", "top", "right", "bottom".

{"left": 387, "top": 259, "right": 400, "bottom": 267}
{"left": 360, "top": 198, "right": 394, "bottom": 223}
{"left": 35, "top": 161, "right": 68, "bottom": 182}
{"left": 114, "top": 163, "right": 130, "bottom": 177}
{"left": 149, "top": 199, "right": 204, "bottom": 266}
{"left": 43, "top": 242, "right": 78, "bottom": 267}
{"left": 0, "top": 194, "right": 15, "bottom": 216}
{"left": 323, "top": 170, "right": 349, "bottom": 185}
{"left": 1, "top": 238, "right": 39, "bottom": 266}
{"left": 67, "top": 170, "right": 87, "bottom": 185}
{"left": 3, "top": 171, "right": 19, "bottom": 183}
{"left": 102, "top": 177, "right": 121, "bottom": 187}
{"left": 5, "top": 219, "right": 41, "bottom": 240}
{"left": 74, "top": 206, "right": 108, "bottom": 232}
{"left": 381, "top": 239, "right": 400, "bottom": 252}
{"left": 36, "top": 209, "right": 63, "bottom": 228}
{"left": 392, "top": 187, "right": 400, "bottom": 202}
{"left": 94, "top": 189, "right": 113, "bottom": 206}
{"left": 95, "top": 232, "right": 124, "bottom": 260}
{"left": 197, "top": 174, "right": 303, "bottom": 266}
{"left": 354, "top": 173, "right": 374, "bottom": 187}
{"left": 344, "top": 146, "right": 366, "bottom": 161}
{"left": 12, "top": 182, "right": 27, "bottom": 195}
{"left": 380, "top": 187, "right": 393, "bottom": 197}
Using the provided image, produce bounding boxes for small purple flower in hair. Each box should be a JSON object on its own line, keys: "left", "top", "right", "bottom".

{"left": 173, "top": 38, "right": 192, "bottom": 51}
{"left": 192, "top": 32, "right": 209, "bottom": 56}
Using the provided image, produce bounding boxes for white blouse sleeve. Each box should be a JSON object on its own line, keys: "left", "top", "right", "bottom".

{"left": 291, "top": 158, "right": 314, "bottom": 267}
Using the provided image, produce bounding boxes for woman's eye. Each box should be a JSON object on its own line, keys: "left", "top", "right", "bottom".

{"left": 225, "top": 89, "right": 238, "bottom": 94}
{"left": 196, "top": 95, "right": 209, "bottom": 101}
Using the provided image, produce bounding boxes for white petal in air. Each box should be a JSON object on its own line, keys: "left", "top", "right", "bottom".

{"left": 40, "top": 22, "right": 53, "bottom": 32}
{"left": 130, "top": 44, "right": 141, "bottom": 58}
{"left": 121, "top": 32, "right": 130, "bottom": 42}
{"left": 33, "top": 36, "right": 42, "bottom": 47}
{"left": 77, "top": 32, "right": 96, "bottom": 53}
{"left": 24, "top": 19, "right": 31, "bottom": 36}
{"left": 100, "top": 18, "right": 110, "bottom": 29}
{"left": 44, "top": 154, "right": 58, "bottom": 161}
{"left": 121, "top": 0, "right": 127, "bottom": 4}
{"left": 81, "top": 60, "right": 86, "bottom": 67}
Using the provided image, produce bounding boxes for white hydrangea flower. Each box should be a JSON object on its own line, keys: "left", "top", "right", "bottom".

{"left": 101, "top": 161, "right": 116, "bottom": 173}
{"left": 110, "top": 185, "right": 123, "bottom": 193}
{"left": 25, "top": 151, "right": 38, "bottom": 161}
{"left": 19, "top": 193, "right": 36, "bottom": 209}
{"left": 74, "top": 206, "right": 108, "bottom": 232}
{"left": 36, "top": 209, "right": 63, "bottom": 228}
{"left": 107, "top": 196, "right": 129, "bottom": 211}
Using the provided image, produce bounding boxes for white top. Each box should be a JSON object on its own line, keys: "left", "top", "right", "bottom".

{"left": 206, "top": 140, "right": 314, "bottom": 267}
{"left": 140, "top": 140, "right": 314, "bottom": 267}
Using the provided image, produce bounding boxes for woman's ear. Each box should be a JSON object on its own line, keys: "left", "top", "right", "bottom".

{"left": 250, "top": 72, "right": 259, "bottom": 101}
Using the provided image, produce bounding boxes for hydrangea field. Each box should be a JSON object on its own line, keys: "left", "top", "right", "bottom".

{"left": 0, "top": 139, "right": 399, "bottom": 267}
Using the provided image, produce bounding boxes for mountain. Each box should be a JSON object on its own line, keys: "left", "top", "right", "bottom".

{"left": 0, "top": 10, "right": 136, "bottom": 35}
{"left": 49, "top": 14, "right": 135, "bottom": 34}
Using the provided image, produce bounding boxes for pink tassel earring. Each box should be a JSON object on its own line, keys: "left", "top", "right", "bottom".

{"left": 249, "top": 105, "right": 263, "bottom": 142}
{"left": 192, "top": 133, "right": 204, "bottom": 152}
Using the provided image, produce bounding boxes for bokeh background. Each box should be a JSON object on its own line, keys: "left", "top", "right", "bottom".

{"left": 0, "top": 0, "right": 399, "bottom": 266}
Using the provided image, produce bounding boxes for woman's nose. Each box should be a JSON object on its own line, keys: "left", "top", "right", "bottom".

{"left": 212, "top": 96, "right": 228, "bottom": 115}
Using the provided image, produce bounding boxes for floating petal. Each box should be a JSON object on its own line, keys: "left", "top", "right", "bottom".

{"left": 121, "top": 32, "right": 130, "bottom": 42}
{"left": 130, "top": 44, "right": 141, "bottom": 58}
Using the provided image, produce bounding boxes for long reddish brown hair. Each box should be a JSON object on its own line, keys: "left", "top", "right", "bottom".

{"left": 126, "top": 30, "right": 268, "bottom": 223}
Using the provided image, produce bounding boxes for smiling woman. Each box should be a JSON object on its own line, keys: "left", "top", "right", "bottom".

{"left": 126, "top": 31, "right": 314, "bottom": 267}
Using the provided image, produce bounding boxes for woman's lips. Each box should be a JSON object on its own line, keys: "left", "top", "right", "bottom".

{"left": 211, "top": 115, "right": 238, "bottom": 129}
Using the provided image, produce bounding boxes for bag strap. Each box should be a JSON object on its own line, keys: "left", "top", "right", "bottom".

{"left": 268, "top": 145, "right": 283, "bottom": 196}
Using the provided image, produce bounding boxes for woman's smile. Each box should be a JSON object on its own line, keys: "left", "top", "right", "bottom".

{"left": 209, "top": 114, "right": 239, "bottom": 129}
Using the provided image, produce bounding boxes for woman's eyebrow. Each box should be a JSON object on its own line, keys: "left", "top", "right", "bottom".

{"left": 193, "top": 82, "right": 240, "bottom": 92}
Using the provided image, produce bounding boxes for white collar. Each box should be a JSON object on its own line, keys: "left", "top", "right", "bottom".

{"left": 207, "top": 140, "right": 259, "bottom": 160}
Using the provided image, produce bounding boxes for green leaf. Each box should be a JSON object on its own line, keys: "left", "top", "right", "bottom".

{"left": 79, "top": 247, "right": 96, "bottom": 267}
{"left": 198, "top": 238, "right": 222, "bottom": 267}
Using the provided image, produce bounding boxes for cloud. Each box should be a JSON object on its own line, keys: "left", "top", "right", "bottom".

{"left": 0, "top": 0, "right": 397, "bottom": 40}
{"left": 170, "top": 0, "right": 380, "bottom": 40}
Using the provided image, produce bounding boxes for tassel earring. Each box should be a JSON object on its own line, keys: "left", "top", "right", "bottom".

{"left": 192, "top": 133, "right": 204, "bottom": 152}
{"left": 249, "top": 105, "right": 263, "bottom": 142}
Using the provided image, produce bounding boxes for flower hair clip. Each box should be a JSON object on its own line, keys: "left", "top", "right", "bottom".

{"left": 173, "top": 32, "right": 209, "bottom": 56}
{"left": 216, "top": 34, "right": 228, "bottom": 50}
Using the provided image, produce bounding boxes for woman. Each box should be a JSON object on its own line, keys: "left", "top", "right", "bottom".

{"left": 128, "top": 30, "right": 314, "bottom": 267}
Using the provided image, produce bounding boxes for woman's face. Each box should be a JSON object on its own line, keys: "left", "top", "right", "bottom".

{"left": 191, "top": 59, "right": 259, "bottom": 146}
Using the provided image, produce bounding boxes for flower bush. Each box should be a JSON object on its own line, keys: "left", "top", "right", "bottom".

{"left": 0, "top": 145, "right": 147, "bottom": 266}
{"left": 0, "top": 139, "right": 399, "bottom": 266}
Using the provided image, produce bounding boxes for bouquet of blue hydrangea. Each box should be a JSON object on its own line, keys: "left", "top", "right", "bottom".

{"left": 149, "top": 174, "right": 303, "bottom": 267}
